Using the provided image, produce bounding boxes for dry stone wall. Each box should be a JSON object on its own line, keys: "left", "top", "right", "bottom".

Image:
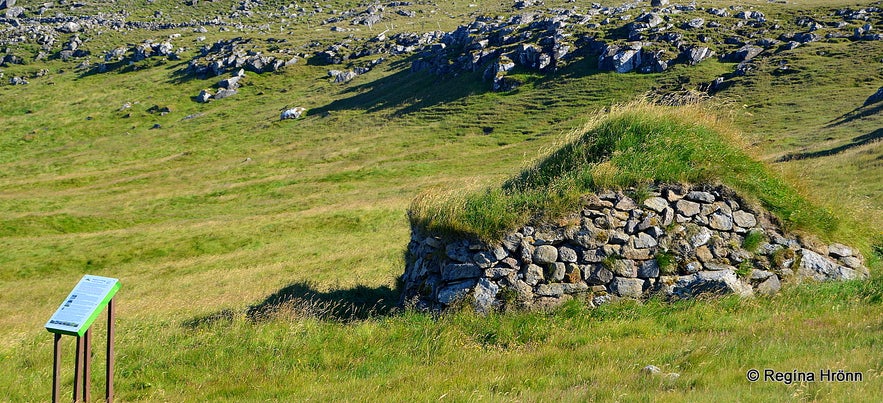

{"left": 401, "top": 184, "right": 869, "bottom": 312}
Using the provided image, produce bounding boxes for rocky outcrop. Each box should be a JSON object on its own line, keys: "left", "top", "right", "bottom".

{"left": 401, "top": 184, "right": 868, "bottom": 312}
{"left": 186, "top": 37, "right": 298, "bottom": 77}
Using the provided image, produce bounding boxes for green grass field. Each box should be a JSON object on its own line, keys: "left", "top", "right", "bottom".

{"left": 1, "top": 0, "right": 882, "bottom": 400}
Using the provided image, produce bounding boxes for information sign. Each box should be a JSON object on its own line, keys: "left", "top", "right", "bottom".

{"left": 45, "top": 275, "right": 120, "bottom": 337}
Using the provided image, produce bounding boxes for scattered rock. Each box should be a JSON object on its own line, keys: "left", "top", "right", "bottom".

{"left": 280, "top": 107, "right": 306, "bottom": 120}
{"left": 218, "top": 75, "right": 242, "bottom": 90}
{"left": 58, "top": 22, "right": 81, "bottom": 34}
{"left": 721, "top": 45, "right": 763, "bottom": 63}
{"left": 212, "top": 88, "right": 238, "bottom": 99}
{"left": 683, "top": 47, "right": 715, "bottom": 65}
{"left": 196, "top": 90, "right": 213, "bottom": 103}
{"left": 642, "top": 365, "right": 661, "bottom": 375}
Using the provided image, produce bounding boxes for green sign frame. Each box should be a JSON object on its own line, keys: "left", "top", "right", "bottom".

{"left": 45, "top": 275, "right": 121, "bottom": 337}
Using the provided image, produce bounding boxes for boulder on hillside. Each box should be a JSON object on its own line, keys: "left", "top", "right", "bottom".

{"left": 213, "top": 88, "right": 237, "bottom": 99}
{"left": 280, "top": 107, "right": 306, "bottom": 120}
{"left": 720, "top": 45, "right": 763, "bottom": 63}
{"left": 196, "top": 89, "right": 213, "bottom": 103}
{"left": 58, "top": 22, "right": 81, "bottom": 34}
{"left": 4, "top": 5, "right": 23, "bottom": 18}
{"left": 682, "top": 46, "right": 714, "bottom": 65}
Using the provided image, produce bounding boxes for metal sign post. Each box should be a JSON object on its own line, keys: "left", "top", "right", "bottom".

{"left": 46, "top": 275, "right": 120, "bottom": 402}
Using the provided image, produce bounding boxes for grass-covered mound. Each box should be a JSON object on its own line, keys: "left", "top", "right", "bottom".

{"left": 409, "top": 101, "right": 847, "bottom": 246}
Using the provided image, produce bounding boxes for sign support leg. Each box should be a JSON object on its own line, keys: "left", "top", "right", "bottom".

{"left": 73, "top": 336, "right": 83, "bottom": 402}
{"left": 52, "top": 333, "right": 61, "bottom": 403}
{"left": 83, "top": 329, "right": 91, "bottom": 402}
{"left": 106, "top": 298, "right": 115, "bottom": 403}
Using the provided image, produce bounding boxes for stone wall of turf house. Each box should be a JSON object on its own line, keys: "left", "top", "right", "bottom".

{"left": 400, "top": 183, "right": 869, "bottom": 312}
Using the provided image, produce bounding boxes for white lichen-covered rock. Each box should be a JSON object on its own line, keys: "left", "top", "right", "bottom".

{"left": 280, "top": 107, "right": 306, "bottom": 120}
{"left": 797, "top": 249, "right": 860, "bottom": 282}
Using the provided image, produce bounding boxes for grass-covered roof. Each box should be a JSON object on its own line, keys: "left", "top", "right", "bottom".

{"left": 409, "top": 101, "right": 845, "bottom": 244}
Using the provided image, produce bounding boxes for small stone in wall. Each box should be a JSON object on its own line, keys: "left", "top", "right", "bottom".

{"left": 709, "top": 212, "right": 734, "bottom": 231}
{"left": 502, "top": 232, "right": 523, "bottom": 252}
{"left": 695, "top": 246, "right": 713, "bottom": 262}
{"left": 559, "top": 246, "right": 579, "bottom": 262}
{"left": 473, "top": 251, "right": 497, "bottom": 268}
{"left": 610, "top": 259, "right": 637, "bottom": 277}
{"left": 533, "top": 245, "right": 558, "bottom": 265}
{"left": 622, "top": 245, "right": 652, "bottom": 260}
{"left": 524, "top": 264, "right": 544, "bottom": 285}
{"left": 582, "top": 249, "right": 605, "bottom": 263}
{"left": 586, "top": 266, "right": 613, "bottom": 285}
{"left": 564, "top": 264, "right": 582, "bottom": 283}
{"left": 638, "top": 260, "right": 660, "bottom": 278}
{"left": 438, "top": 280, "right": 478, "bottom": 305}
{"left": 473, "top": 278, "right": 499, "bottom": 313}
{"left": 634, "top": 232, "right": 658, "bottom": 249}
{"left": 676, "top": 199, "right": 701, "bottom": 216}
{"left": 797, "top": 249, "right": 861, "bottom": 282}
{"left": 733, "top": 210, "right": 757, "bottom": 228}
{"left": 827, "top": 243, "right": 853, "bottom": 258}
{"left": 643, "top": 197, "right": 669, "bottom": 212}
{"left": 755, "top": 275, "right": 781, "bottom": 296}
{"left": 446, "top": 242, "right": 471, "bottom": 263}
{"left": 841, "top": 256, "right": 863, "bottom": 269}
{"left": 611, "top": 277, "right": 644, "bottom": 298}
{"left": 442, "top": 263, "right": 482, "bottom": 281}
{"left": 615, "top": 195, "right": 638, "bottom": 211}
{"left": 485, "top": 267, "right": 515, "bottom": 279}
{"left": 550, "top": 262, "right": 567, "bottom": 282}
{"left": 609, "top": 230, "right": 630, "bottom": 245}
{"left": 537, "top": 283, "right": 565, "bottom": 297}
{"left": 667, "top": 270, "right": 752, "bottom": 299}
{"left": 686, "top": 191, "right": 715, "bottom": 203}
{"left": 750, "top": 269, "right": 775, "bottom": 281}
{"left": 690, "top": 227, "right": 712, "bottom": 247}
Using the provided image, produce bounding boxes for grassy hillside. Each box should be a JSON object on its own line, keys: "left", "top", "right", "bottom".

{"left": 1, "top": 0, "right": 882, "bottom": 400}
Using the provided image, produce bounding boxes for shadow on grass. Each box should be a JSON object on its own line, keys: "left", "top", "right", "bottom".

{"left": 825, "top": 102, "right": 883, "bottom": 128}
{"left": 182, "top": 281, "right": 400, "bottom": 328}
{"left": 307, "top": 57, "right": 486, "bottom": 118}
{"left": 777, "top": 128, "right": 883, "bottom": 161}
